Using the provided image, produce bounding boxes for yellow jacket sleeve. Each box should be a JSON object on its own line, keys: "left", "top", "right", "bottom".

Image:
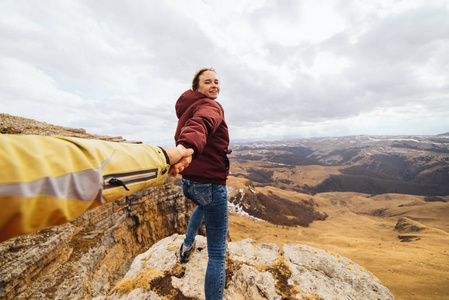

{"left": 0, "top": 135, "right": 170, "bottom": 242}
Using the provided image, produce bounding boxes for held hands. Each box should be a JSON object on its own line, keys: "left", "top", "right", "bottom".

{"left": 164, "top": 145, "right": 193, "bottom": 177}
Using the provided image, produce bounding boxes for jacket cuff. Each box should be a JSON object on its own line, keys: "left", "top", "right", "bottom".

{"left": 158, "top": 147, "right": 170, "bottom": 165}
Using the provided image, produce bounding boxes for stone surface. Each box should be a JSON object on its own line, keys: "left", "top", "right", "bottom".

{"left": 101, "top": 235, "right": 395, "bottom": 300}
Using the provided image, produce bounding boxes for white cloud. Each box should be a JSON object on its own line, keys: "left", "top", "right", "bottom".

{"left": 0, "top": 0, "right": 448, "bottom": 145}
{"left": 0, "top": 57, "right": 85, "bottom": 119}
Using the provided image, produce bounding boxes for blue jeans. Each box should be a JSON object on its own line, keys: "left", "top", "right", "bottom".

{"left": 181, "top": 179, "right": 228, "bottom": 300}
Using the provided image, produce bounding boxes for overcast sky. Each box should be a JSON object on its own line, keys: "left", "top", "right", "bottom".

{"left": 1, "top": 0, "right": 448, "bottom": 145}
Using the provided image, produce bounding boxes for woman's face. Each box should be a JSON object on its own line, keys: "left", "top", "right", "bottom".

{"left": 197, "top": 71, "right": 220, "bottom": 99}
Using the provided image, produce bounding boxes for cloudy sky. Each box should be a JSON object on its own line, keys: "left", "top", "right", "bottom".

{"left": 1, "top": 0, "right": 448, "bottom": 145}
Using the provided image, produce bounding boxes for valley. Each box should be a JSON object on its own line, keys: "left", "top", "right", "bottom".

{"left": 227, "top": 135, "right": 449, "bottom": 300}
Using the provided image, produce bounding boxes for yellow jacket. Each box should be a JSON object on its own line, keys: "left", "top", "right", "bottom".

{"left": 0, "top": 135, "right": 170, "bottom": 242}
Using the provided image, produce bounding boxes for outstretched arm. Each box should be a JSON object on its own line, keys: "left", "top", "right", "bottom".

{"left": 0, "top": 135, "right": 194, "bottom": 242}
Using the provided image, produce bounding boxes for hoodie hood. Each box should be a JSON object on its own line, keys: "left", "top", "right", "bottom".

{"left": 175, "top": 90, "right": 208, "bottom": 119}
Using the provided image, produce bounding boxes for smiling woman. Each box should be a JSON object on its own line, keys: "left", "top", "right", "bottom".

{"left": 174, "top": 67, "right": 231, "bottom": 300}
{"left": 191, "top": 68, "right": 220, "bottom": 99}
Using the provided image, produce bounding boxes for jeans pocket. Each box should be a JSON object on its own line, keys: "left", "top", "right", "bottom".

{"left": 182, "top": 180, "right": 213, "bottom": 206}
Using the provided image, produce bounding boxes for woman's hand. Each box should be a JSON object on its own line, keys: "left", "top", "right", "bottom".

{"left": 165, "top": 145, "right": 193, "bottom": 177}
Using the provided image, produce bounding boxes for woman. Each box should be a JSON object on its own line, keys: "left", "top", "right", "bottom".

{"left": 174, "top": 67, "right": 231, "bottom": 299}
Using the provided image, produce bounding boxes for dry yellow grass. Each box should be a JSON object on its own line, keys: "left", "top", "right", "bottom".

{"left": 274, "top": 165, "right": 342, "bottom": 186}
{"left": 108, "top": 267, "right": 164, "bottom": 295}
{"left": 228, "top": 188, "right": 449, "bottom": 300}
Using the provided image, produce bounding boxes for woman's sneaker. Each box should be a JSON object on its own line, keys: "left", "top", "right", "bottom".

{"left": 179, "top": 241, "right": 196, "bottom": 263}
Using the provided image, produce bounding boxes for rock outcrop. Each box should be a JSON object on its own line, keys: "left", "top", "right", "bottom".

{"left": 0, "top": 113, "right": 135, "bottom": 143}
{"left": 101, "top": 234, "right": 395, "bottom": 300}
{"left": 0, "top": 185, "right": 197, "bottom": 300}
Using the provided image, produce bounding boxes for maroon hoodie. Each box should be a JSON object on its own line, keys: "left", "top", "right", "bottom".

{"left": 175, "top": 90, "right": 231, "bottom": 185}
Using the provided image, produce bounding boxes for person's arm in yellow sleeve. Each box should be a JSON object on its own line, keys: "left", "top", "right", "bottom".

{"left": 0, "top": 135, "right": 193, "bottom": 242}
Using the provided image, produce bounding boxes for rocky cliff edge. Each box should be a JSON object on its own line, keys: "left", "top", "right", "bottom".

{"left": 100, "top": 234, "right": 395, "bottom": 300}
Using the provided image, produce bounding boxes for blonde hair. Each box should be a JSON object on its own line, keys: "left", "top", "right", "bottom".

{"left": 192, "top": 68, "right": 217, "bottom": 91}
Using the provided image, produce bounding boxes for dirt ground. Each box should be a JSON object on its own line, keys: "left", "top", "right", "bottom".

{"left": 228, "top": 189, "right": 449, "bottom": 300}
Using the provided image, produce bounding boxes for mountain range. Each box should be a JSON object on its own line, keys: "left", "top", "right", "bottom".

{"left": 229, "top": 134, "right": 449, "bottom": 196}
